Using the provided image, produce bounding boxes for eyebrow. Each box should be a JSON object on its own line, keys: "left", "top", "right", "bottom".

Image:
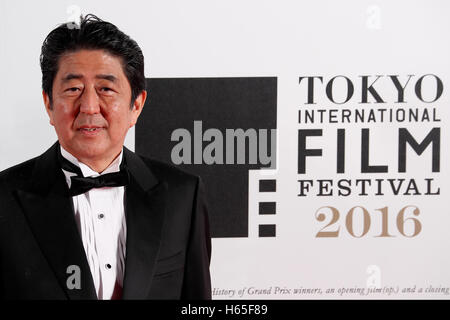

{"left": 61, "top": 73, "right": 83, "bottom": 82}
{"left": 96, "top": 74, "right": 118, "bottom": 82}
{"left": 61, "top": 73, "right": 118, "bottom": 83}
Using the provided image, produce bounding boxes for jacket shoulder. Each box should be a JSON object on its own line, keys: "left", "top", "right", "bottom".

{"left": 137, "top": 155, "right": 200, "bottom": 187}
{"left": 0, "top": 157, "right": 39, "bottom": 189}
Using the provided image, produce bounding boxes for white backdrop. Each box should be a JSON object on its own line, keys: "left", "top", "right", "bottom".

{"left": 1, "top": 0, "right": 449, "bottom": 299}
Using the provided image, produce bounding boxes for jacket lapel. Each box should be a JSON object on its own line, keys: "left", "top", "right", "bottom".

{"left": 15, "top": 142, "right": 97, "bottom": 300}
{"left": 121, "top": 147, "right": 167, "bottom": 299}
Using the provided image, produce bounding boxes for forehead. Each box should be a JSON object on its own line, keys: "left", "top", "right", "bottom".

{"left": 55, "top": 49, "right": 126, "bottom": 80}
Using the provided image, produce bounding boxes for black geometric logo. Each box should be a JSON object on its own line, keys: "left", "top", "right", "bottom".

{"left": 136, "top": 77, "right": 277, "bottom": 238}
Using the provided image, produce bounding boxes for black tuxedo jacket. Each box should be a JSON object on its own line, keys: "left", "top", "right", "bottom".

{"left": 0, "top": 142, "right": 211, "bottom": 300}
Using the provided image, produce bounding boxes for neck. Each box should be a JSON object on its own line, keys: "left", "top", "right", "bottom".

{"left": 60, "top": 145, "right": 123, "bottom": 174}
{"left": 79, "top": 157, "right": 118, "bottom": 173}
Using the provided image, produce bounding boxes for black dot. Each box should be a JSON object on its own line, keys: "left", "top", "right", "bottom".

{"left": 259, "top": 224, "right": 276, "bottom": 237}
{"left": 106, "top": 264, "right": 111, "bottom": 269}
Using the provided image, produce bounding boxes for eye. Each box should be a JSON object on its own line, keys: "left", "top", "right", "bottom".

{"left": 101, "top": 87, "right": 113, "bottom": 92}
{"left": 65, "top": 87, "right": 80, "bottom": 92}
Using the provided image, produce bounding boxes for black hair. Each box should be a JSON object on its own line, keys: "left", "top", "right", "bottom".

{"left": 40, "top": 14, "right": 145, "bottom": 108}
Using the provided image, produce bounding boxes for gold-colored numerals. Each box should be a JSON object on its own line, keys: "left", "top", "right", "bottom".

{"left": 315, "top": 205, "right": 421, "bottom": 238}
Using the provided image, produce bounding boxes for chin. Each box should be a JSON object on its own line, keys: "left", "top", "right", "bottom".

{"left": 68, "top": 143, "right": 108, "bottom": 161}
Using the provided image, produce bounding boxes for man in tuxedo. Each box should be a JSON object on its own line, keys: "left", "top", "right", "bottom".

{"left": 0, "top": 14, "right": 212, "bottom": 299}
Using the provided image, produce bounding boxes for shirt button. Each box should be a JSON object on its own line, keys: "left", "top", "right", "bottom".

{"left": 98, "top": 213, "right": 105, "bottom": 219}
{"left": 105, "top": 263, "right": 111, "bottom": 270}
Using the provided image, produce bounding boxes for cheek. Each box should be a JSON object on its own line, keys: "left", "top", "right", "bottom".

{"left": 107, "top": 107, "right": 134, "bottom": 130}
{"left": 52, "top": 106, "right": 76, "bottom": 132}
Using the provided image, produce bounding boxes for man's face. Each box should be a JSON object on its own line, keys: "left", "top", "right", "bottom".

{"left": 43, "top": 49, "right": 146, "bottom": 169}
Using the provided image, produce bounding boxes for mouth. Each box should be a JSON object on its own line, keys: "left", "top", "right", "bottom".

{"left": 77, "top": 126, "right": 105, "bottom": 135}
{"left": 79, "top": 127, "right": 102, "bottom": 131}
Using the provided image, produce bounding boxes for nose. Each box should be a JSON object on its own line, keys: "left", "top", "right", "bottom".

{"left": 79, "top": 86, "right": 100, "bottom": 114}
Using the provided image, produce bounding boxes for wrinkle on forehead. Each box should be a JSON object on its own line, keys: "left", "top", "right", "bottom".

{"left": 56, "top": 50, "right": 126, "bottom": 82}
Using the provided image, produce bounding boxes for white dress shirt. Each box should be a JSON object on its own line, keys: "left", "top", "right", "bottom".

{"left": 60, "top": 146, "right": 127, "bottom": 300}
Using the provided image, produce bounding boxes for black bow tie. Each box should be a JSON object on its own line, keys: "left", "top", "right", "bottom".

{"left": 68, "top": 172, "right": 129, "bottom": 196}
{"left": 58, "top": 149, "right": 129, "bottom": 197}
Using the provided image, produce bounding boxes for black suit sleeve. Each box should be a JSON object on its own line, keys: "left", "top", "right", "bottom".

{"left": 181, "top": 177, "right": 212, "bottom": 299}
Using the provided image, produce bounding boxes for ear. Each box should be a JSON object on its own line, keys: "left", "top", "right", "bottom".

{"left": 42, "top": 90, "right": 55, "bottom": 126}
{"left": 129, "top": 90, "right": 147, "bottom": 128}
